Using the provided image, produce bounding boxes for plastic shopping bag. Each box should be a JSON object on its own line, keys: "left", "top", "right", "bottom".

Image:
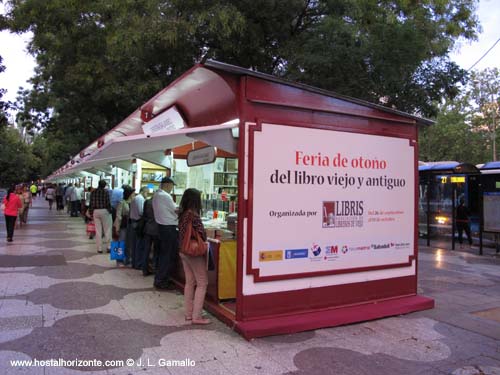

{"left": 86, "top": 221, "right": 96, "bottom": 235}
{"left": 110, "top": 240, "right": 126, "bottom": 261}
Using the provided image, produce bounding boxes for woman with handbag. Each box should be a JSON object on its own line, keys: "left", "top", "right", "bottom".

{"left": 2, "top": 185, "right": 23, "bottom": 242}
{"left": 178, "top": 188, "right": 210, "bottom": 325}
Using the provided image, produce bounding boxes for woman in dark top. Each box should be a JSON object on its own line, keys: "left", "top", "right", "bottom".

{"left": 178, "top": 188, "right": 210, "bottom": 325}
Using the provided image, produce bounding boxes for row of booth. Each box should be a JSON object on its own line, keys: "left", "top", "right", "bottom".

{"left": 418, "top": 161, "right": 500, "bottom": 254}
{"left": 47, "top": 60, "right": 434, "bottom": 339}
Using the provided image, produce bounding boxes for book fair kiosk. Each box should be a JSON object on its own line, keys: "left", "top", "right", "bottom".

{"left": 48, "top": 60, "right": 434, "bottom": 339}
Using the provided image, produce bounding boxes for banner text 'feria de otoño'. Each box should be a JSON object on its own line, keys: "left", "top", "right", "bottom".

{"left": 269, "top": 151, "right": 406, "bottom": 190}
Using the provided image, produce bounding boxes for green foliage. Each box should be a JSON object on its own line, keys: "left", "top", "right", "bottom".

{"left": 3, "top": 0, "right": 481, "bottom": 177}
{"left": 419, "top": 101, "right": 489, "bottom": 164}
{"left": 466, "top": 68, "right": 500, "bottom": 161}
{"left": 282, "top": 0, "right": 477, "bottom": 117}
{"left": 0, "top": 56, "right": 8, "bottom": 129}
{"left": 419, "top": 67, "right": 500, "bottom": 165}
{"left": 0, "top": 127, "right": 41, "bottom": 186}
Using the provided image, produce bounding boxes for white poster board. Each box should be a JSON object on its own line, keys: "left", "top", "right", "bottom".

{"left": 249, "top": 123, "right": 415, "bottom": 281}
{"left": 483, "top": 192, "right": 500, "bottom": 233}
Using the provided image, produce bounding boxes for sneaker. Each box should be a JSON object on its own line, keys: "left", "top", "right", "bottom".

{"left": 97, "top": 250, "right": 103, "bottom": 254}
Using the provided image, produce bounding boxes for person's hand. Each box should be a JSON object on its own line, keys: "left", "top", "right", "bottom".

{"left": 112, "top": 227, "right": 119, "bottom": 241}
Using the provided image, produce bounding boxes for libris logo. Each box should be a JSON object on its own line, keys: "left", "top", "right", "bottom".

{"left": 309, "top": 243, "right": 322, "bottom": 257}
{"left": 323, "top": 200, "right": 364, "bottom": 229}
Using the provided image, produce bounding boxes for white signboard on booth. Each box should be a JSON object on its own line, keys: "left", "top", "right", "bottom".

{"left": 142, "top": 106, "right": 186, "bottom": 135}
{"left": 248, "top": 123, "right": 415, "bottom": 282}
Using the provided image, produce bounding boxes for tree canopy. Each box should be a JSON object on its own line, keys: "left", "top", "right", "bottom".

{"left": 0, "top": 56, "right": 8, "bottom": 129}
{"left": 419, "top": 67, "right": 500, "bottom": 164}
{"left": 2, "top": 0, "right": 481, "bottom": 176}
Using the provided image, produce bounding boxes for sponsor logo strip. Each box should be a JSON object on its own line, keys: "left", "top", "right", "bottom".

{"left": 285, "top": 249, "right": 309, "bottom": 259}
{"left": 259, "top": 250, "right": 283, "bottom": 262}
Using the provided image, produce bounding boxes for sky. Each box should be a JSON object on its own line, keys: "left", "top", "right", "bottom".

{"left": 1, "top": 0, "right": 499, "bottom": 106}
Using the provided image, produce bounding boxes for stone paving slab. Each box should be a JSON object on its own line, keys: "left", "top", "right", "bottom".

{"left": 0, "top": 200, "right": 498, "bottom": 374}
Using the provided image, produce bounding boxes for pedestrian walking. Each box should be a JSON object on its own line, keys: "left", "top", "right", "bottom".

{"left": 70, "top": 183, "right": 83, "bottom": 217}
{"left": 2, "top": 185, "right": 23, "bottom": 242}
{"left": 55, "top": 183, "right": 65, "bottom": 211}
{"left": 21, "top": 186, "right": 32, "bottom": 224}
{"left": 152, "top": 177, "right": 178, "bottom": 289}
{"left": 89, "top": 180, "right": 112, "bottom": 254}
{"left": 64, "top": 183, "right": 74, "bottom": 215}
{"left": 178, "top": 188, "right": 210, "bottom": 325}
{"left": 29, "top": 183, "right": 37, "bottom": 201}
{"left": 15, "top": 187, "right": 25, "bottom": 228}
{"left": 45, "top": 184, "right": 56, "bottom": 210}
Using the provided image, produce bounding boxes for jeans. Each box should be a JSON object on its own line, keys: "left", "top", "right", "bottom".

{"left": 155, "top": 225, "right": 178, "bottom": 286}
{"left": 4, "top": 215, "right": 16, "bottom": 240}
{"left": 71, "top": 200, "right": 80, "bottom": 217}
{"left": 56, "top": 196, "right": 64, "bottom": 210}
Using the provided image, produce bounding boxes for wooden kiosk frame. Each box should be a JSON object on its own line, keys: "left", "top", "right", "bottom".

{"left": 54, "top": 60, "right": 435, "bottom": 339}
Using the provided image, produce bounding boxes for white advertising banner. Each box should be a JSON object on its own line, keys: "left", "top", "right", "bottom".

{"left": 249, "top": 123, "right": 415, "bottom": 280}
{"left": 142, "top": 106, "right": 185, "bottom": 135}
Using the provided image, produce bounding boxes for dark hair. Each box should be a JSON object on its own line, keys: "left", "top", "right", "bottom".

{"left": 98, "top": 180, "right": 107, "bottom": 189}
{"left": 179, "top": 188, "right": 202, "bottom": 217}
{"left": 6, "top": 185, "right": 15, "bottom": 202}
{"left": 123, "top": 185, "right": 134, "bottom": 200}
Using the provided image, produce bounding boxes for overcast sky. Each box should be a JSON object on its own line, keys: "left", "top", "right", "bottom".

{"left": 1, "top": 0, "right": 499, "bottom": 105}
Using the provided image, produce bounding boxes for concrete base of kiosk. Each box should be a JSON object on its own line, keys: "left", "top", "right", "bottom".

{"left": 204, "top": 295, "right": 434, "bottom": 340}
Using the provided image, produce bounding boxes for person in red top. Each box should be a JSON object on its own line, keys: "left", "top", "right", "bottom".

{"left": 2, "top": 185, "right": 23, "bottom": 242}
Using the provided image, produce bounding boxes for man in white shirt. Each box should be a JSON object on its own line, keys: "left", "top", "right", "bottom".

{"left": 129, "top": 187, "right": 148, "bottom": 269}
{"left": 152, "top": 177, "right": 178, "bottom": 289}
{"left": 70, "top": 183, "right": 84, "bottom": 217}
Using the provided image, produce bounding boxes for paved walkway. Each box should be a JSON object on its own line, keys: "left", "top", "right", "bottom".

{"left": 0, "top": 198, "right": 499, "bottom": 374}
